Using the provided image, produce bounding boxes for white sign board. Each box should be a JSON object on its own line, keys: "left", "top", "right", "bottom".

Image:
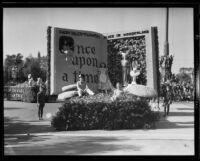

{"left": 49, "top": 27, "right": 107, "bottom": 95}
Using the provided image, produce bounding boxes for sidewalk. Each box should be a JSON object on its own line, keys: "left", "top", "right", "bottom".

{"left": 4, "top": 101, "right": 194, "bottom": 155}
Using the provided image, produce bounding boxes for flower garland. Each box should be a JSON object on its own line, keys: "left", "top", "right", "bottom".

{"left": 46, "top": 26, "right": 51, "bottom": 96}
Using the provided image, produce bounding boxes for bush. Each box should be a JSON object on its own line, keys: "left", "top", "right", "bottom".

{"left": 51, "top": 93, "right": 160, "bottom": 131}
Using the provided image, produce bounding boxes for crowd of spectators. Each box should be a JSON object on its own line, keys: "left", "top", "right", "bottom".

{"left": 171, "top": 81, "right": 194, "bottom": 101}
{"left": 160, "top": 79, "right": 194, "bottom": 102}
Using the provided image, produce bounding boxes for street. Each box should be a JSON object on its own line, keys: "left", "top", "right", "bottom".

{"left": 4, "top": 100, "right": 194, "bottom": 155}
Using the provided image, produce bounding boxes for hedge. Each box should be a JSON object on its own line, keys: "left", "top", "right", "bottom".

{"left": 51, "top": 92, "right": 160, "bottom": 131}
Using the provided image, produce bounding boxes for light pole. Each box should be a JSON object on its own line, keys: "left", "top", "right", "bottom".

{"left": 163, "top": 7, "right": 172, "bottom": 82}
{"left": 164, "top": 7, "right": 169, "bottom": 57}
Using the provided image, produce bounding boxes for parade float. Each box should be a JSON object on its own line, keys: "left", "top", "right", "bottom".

{"left": 47, "top": 26, "right": 160, "bottom": 130}
{"left": 46, "top": 26, "right": 159, "bottom": 100}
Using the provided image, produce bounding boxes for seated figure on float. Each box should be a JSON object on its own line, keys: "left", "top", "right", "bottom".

{"left": 76, "top": 74, "right": 94, "bottom": 97}
{"left": 111, "top": 82, "right": 123, "bottom": 101}
{"left": 57, "top": 74, "right": 95, "bottom": 100}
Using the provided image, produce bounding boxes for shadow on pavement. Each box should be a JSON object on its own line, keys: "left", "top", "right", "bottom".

{"left": 176, "top": 108, "right": 194, "bottom": 111}
{"left": 5, "top": 136, "right": 141, "bottom": 155}
{"left": 4, "top": 116, "right": 56, "bottom": 149}
{"left": 166, "top": 111, "right": 194, "bottom": 116}
{"left": 156, "top": 110, "right": 194, "bottom": 129}
{"left": 4, "top": 134, "right": 50, "bottom": 146}
{"left": 42, "top": 136, "right": 141, "bottom": 155}
{"left": 4, "top": 116, "right": 55, "bottom": 134}
{"left": 4, "top": 107, "right": 25, "bottom": 110}
{"left": 156, "top": 120, "right": 194, "bottom": 129}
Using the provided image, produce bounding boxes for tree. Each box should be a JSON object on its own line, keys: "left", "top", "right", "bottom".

{"left": 22, "top": 56, "right": 47, "bottom": 82}
{"left": 4, "top": 53, "right": 24, "bottom": 84}
{"left": 176, "top": 72, "right": 191, "bottom": 83}
{"left": 37, "top": 51, "right": 41, "bottom": 59}
{"left": 37, "top": 51, "right": 41, "bottom": 65}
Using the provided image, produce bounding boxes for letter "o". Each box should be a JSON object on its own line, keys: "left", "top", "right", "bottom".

{"left": 86, "top": 58, "right": 92, "bottom": 66}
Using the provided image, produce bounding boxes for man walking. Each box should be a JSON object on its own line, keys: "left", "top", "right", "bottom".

{"left": 37, "top": 85, "right": 46, "bottom": 120}
{"left": 163, "top": 83, "right": 172, "bottom": 116}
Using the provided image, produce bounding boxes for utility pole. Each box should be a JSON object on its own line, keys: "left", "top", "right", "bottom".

{"left": 164, "top": 7, "right": 170, "bottom": 82}
{"left": 164, "top": 7, "right": 169, "bottom": 56}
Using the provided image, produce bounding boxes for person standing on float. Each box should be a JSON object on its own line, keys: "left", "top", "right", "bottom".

{"left": 111, "top": 82, "right": 122, "bottom": 101}
{"left": 119, "top": 50, "right": 129, "bottom": 87}
{"left": 98, "top": 63, "right": 114, "bottom": 94}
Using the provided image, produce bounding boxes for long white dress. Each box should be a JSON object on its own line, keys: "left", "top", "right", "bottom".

{"left": 98, "top": 68, "right": 114, "bottom": 91}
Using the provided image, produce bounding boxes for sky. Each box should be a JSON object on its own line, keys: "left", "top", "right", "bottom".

{"left": 3, "top": 8, "right": 194, "bottom": 73}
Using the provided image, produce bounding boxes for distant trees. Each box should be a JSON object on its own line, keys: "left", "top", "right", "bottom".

{"left": 4, "top": 53, "right": 24, "bottom": 84}
{"left": 23, "top": 56, "right": 41, "bottom": 80}
{"left": 176, "top": 72, "right": 192, "bottom": 83}
{"left": 4, "top": 52, "right": 47, "bottom": 85}
{"left": 22, "top": 55, "right": 47, "bottom": 82}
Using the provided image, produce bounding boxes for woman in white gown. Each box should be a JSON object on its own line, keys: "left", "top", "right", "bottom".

{"left": 98, "top": 64, "right": 114, "bottom": 94}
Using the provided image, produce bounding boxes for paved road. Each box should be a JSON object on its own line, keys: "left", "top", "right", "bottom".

{"left": 4, "top": 101, "right": 194, "bottom": 155}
